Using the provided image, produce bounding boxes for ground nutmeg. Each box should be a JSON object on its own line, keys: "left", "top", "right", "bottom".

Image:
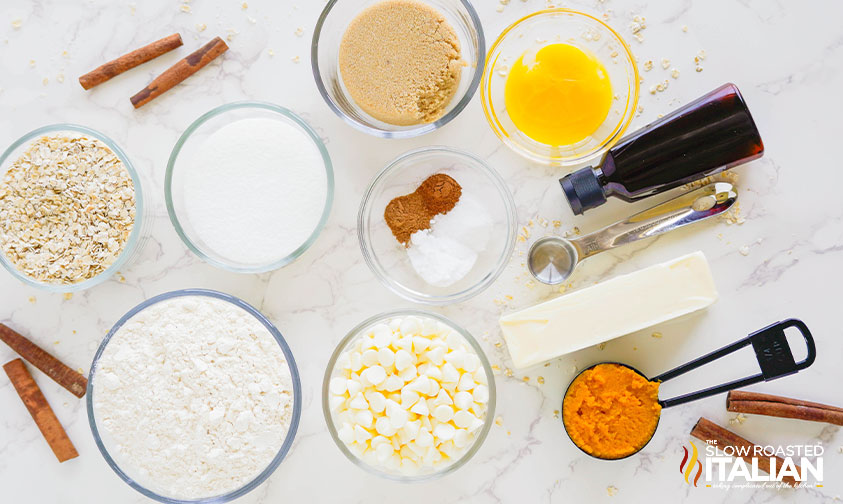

{"left": 384, "top": 173, "right": 462, "bottom": 245}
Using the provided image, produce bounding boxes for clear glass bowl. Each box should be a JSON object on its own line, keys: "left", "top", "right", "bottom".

{"left": 481, "top": 9, "right": 640, "bottom": 167}
{"left": 322, "top": 309, "right": 496, "bottom": 481}
{"left": 87, "top": 288, "right": 303, "bottom": 504}
{"left": 165, "top": 101, "right": 334, "bottom": 273}
{"left": 0, "top": 124, "right": 147, "bottom": 293}
{"left": 358, "top": 147, "right": 516, "bottom": 305}
{"left": 312, "top": 0, "right": 485, "bottom": 138}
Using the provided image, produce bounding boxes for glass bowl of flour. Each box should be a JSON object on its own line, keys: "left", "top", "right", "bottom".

{"left": 166, "top": 102, "right": 334, "bottom": 273}
{"left": 358, "top": 147, "right": 517, "bottom": 305}
{"left": 87, "top": 289, "right": 302, "bottom": 503}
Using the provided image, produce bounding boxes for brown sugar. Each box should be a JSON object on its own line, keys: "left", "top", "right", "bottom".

{"left": 339, "top": 0, "right": 462, "bottom": 126}
{"left": 384, "top": 173, "right": 462, "bottom": 245}
{"left": 562, "top": 363, "right": 662, "bottom": 459}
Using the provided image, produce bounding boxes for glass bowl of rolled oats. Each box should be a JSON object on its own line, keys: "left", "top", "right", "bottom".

{"left": 0, "top": 124, "right": 145, "bottom": 292}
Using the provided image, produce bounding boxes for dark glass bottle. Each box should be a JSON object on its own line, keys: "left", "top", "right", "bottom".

{"left": 560, "top": 83, "right": 764, "bottom": 215}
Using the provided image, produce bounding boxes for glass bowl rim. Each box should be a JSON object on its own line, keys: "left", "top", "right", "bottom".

{"left": 357, "top": 146, "right": 517, "bottom": 305}
{"left": 86, "top": 288, "right": 303, "bottom": 504}
{"left": 311, "top": 0, "right": 486, "bottom": 139}
{"left": 321, "top": 309, "right": 496, "bottom": 481}
{"left": 480, "top": 7, "right": 641, "bottom": 166}
{"left": 164, "top": 101, "right": 335, "bottom": 274}
{"left": 0, "top": 123, "right": 145, "bottom": 293}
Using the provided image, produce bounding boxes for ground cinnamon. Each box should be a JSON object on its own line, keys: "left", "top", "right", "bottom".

{"left": 417, "top": 172, "right": 462, "bottom": 215}
{"left": 690, "top": 417, "right": 801, "bottom": 487}
{"left": 384, "top": 173, "right": 461, "bottom": 245}
{"left": 79, "top": 33, "right": 183, "bottom": 90}
{"left": 726, "top": 390, "right": 843, "bottom": 426}
{"left": 4, "top": 359, "right": 79, "bottom": 462}
{"left": 0, "top": 323, "right": 87, "bottom": 398}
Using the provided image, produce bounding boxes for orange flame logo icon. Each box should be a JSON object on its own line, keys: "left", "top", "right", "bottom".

{"left": 679, "top": 441, "right": 703, "bottom": 487}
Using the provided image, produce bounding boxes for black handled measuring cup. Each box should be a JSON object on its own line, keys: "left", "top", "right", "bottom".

{"left": 562, "top": 319, "right": 816, "bottom": 460}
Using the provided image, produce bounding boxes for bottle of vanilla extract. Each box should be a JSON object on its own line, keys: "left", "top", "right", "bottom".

{"left": 560, "top": 83, "right": 764, "bottom": 215}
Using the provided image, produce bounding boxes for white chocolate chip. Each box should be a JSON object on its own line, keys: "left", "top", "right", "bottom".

{"left": 453, "top": 391, "right": 474, "bottom": 410}
{"left": 329, "top": 377, "right": 347, "bottom": 395}
{"left": 433, "top": 423, "right": 456, "bottom": 441}
{"left": 329, "top": 316, "right": 489, "bottom": 475}
{"left": 457, "top": 373, "right": 476, "bottom": 391}
{"left": 410, "top": 400, "right": 429, "bottom": 416}
{"left": 362, "top": 365, "right": 387, "bottom": 385}
{"left": 365, "top": 390, "right": 387, "bottom": 413}
{"left": 394, "top": 349, "right": 413, "bottom": 371}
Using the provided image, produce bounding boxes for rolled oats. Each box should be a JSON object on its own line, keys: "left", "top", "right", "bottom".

{"left": 0, "top": 134, "right": 136, "bottom": 285}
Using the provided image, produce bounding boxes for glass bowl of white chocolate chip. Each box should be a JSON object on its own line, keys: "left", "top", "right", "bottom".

{"left": 323, "top": 310, "right": 495, "bottom": 481}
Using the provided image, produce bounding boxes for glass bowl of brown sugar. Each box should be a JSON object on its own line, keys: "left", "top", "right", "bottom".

{"left": 312, "top": 0, "right": 485, "bottom": 139}
{"left": 358, "top": 146, "right": 517, "bottom": 305}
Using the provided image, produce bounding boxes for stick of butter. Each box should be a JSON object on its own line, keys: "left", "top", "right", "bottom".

{"left": 500, "top": 251, "right": 718, "bottom": 369}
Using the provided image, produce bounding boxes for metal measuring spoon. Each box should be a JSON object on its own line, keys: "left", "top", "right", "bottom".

{"left": 528, "top": 182, "right": 737, "bottom": 285}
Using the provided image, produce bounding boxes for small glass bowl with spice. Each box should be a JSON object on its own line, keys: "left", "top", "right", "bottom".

{"left": 0, "top": 124, "right": 146, "bottom": 293}
{"left": 312, "top": 0, "right": 485, "bottom": 138}
{"left": 358, "top": 146, "right": 516, "bottom": 305}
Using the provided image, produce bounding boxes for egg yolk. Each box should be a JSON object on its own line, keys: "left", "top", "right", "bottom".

{"left": 505, "top": 43, "right": 612, "bottom": 146}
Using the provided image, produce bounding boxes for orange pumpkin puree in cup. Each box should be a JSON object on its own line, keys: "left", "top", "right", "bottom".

{"left": 562, "top": 363, "right": 661, "bottom": 459}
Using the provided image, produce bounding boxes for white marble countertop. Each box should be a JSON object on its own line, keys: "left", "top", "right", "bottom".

{"left": 1, "top": 0, "right": 841, "bottom": 502}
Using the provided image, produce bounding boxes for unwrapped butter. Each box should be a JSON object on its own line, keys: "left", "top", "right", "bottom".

{"left": 500, "top": 251, "right": 718, "bottom": 369}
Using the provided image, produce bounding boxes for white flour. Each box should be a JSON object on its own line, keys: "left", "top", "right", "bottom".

{"left": 93, "top": 295, "right": 295, "bottom": 500}
{"left": 407, "top": 194, "right": 493, "bottom": 286}
{"left": 184, "top": 117, "right": 327, "bottom": 266}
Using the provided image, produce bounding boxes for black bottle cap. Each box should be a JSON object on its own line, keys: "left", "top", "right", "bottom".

{"left": 559, "top": 166, "right": 606, "bottom": 215}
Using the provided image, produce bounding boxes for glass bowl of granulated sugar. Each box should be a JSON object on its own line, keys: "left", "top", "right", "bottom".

{"left": 358, "top": 146, "right": 517, "bottom": 305}
{"left": 87, "top": 289, "right": 302, "bottom": 503}
{"left": 166, "top": 101, "right": 334, "bottom": 273}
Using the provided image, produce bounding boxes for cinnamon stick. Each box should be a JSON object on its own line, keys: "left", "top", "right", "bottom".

{"left": 4, "top": 359, "right": 79, "bottom": 462}
{"left": 79, "top": 33, "right": 183, "bottom": 90}
{"left": 691, "top": 417, "right": 800, "bottom": 487}
{"left": 727, "top": 390, "right": 843, "bottom": 426}
{"left": 130, "top": 36, "right": 228, "bottom": 108}
{"left": 0, "top": 323, "right": 87, "bottom": 398}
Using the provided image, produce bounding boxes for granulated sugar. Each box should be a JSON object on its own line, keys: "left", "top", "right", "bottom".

{"left": 93, "top": 295, "right": 295, "bottom": 500}
{"left": 183, "top": 117, "right": 327, "bottom": 266}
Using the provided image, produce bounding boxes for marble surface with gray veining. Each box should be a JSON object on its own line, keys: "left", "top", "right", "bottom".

{"left": 0, "top": 0, "right": 841, "bottom": 502}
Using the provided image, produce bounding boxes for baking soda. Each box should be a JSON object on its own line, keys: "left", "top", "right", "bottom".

{"left": 184, "top": 117, "right": 327, "bottom": 266}
{"left": 407, "top": 194, "right": 492, "bottom": 286}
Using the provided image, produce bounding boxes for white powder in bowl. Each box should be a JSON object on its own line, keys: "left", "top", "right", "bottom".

{"left": 183, "top": 117, "right": 328, "bottom": 266}
{"left": 93, "top": 295, "right": 295, "bottom": 500}
{"left": 407, "top": 194, "right": 493, "bottom": 287}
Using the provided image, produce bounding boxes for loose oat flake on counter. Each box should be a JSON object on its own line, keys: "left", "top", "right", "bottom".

{"left": 0, "top": 135, "right": 135, "bottom": 285}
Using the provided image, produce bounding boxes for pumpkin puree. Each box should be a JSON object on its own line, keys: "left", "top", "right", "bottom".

{"left": 562, "top": 363, "right": 661, "bottom": 459}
